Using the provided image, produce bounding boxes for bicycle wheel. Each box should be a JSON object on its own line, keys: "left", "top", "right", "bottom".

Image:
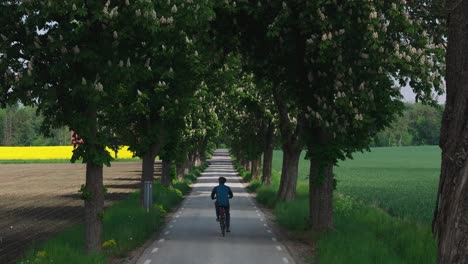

{"left": 220, "top": 208, "right": 226, "bottom": 237}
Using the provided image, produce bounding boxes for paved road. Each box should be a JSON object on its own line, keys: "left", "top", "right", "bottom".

{"left": 136, "top": 149, "right": 296, "bottom": 264}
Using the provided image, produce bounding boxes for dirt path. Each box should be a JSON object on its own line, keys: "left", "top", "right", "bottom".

{"left": 0, "top": 161, "right": 160, "bottom": 264}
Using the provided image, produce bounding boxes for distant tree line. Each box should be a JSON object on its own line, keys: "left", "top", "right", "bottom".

{"left": 371, "top": 103, "right": 443, "bottom": 147}
{"left": 0, "top": 105, "right": 69, "bottom": 146}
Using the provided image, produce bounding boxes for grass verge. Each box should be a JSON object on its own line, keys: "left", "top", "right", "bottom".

{"left": 234, "top": 160, "right": 436, "bottom": 263}
{"left": 19, "top": 162, "right": 207, "bottom": 264}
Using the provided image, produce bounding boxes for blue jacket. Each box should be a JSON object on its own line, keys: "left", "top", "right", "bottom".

{"left": 211, "top": 184, "right": 233, "bottom": 207}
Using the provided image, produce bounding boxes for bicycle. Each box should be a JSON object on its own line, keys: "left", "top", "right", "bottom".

{"left": 218, "top": 206, "right": 227, "bottom": 236}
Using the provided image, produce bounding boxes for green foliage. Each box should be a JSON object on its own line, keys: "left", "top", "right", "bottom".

{"left": 78, "top": 184, "right": 92, "bottom": 201}
{"left": 173, "top": 180, "right": 191, "bottom": 195}
{"left": 246, "top": 179, "right": 261, "bottom": 192}
{"left": 152, "top": 181, "right": 183, "bottom": 212}
{"left": 0, "top": 105, "right": 69, "bottom": 146}
{"left": 372, "top": 104, "right": 443, "bottom": 147}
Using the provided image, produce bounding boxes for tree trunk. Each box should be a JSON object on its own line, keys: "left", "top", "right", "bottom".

{"left": 83, "top": 108, "right": 104, "bottom": 254}
{"left": 84, "top": 162, "right": 104, "bottom": 253}
{"left": 161, "top": 159, "right": 172, "bottom": 187}
{"left": 309, "top": 158, "right": 334, "bottom": 231}
{"left": 262, "top": 123, "right": 275, "bottom": 185}
{"left": 277, "top": 144, "right": 301, "bottom": 201}
{"left": 433, "top": 2, "right": 468, "bottom": 263}
{"left": 140, "top": 151, "right": 155, "bottom": 207}
{"left": 251, "top": 158, "right": 260, "bottom": 180}
{"left": 176, "top": 162, "right": 185, "bottom": 180}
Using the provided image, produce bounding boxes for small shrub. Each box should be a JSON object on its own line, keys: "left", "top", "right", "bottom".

{"left": 173, "top": 180, "right": 192, "bottom": 195}
{"left": 241, "top": 171, "right": 252, "bottom": 182}
{"left": 153, "top": 182, "right": 183, "bottom": 211}
{"left": 256, "top": 185, "right": 278, "bottom": 208}
{"left": 274, "top": 199, "right": 309, "bottom": 231}
{"left": 247, "top": 179, "right": 261, "bottom": 192}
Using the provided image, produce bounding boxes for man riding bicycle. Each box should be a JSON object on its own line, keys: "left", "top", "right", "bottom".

{"left": 211, "top": 176, "right": 233, "bottom": 232}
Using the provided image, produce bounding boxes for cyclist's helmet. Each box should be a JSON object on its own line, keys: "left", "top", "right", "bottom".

{"left": 218, "top": 177, "right": 227, "bottom": 184}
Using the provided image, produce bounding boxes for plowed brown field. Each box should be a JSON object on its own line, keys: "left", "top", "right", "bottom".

{"left": 0, "top": 161, "right": 159, "bottom": 263}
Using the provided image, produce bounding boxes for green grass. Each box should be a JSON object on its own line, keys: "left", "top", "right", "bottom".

{"left": 19, "top": 163, "right": 206, "bottom": 263}
{"left": 263, "top": 146, "right": 439, "bottom": 263}
{"left": 317, "top": 194, "right": 436, "bottom": 264}
{"left": 273, "top": 146, "right": 440, "bottom": 224}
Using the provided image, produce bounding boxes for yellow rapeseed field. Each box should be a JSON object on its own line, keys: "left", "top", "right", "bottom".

{"left": 0, "top": 146, "right": 135, "bottom": 160}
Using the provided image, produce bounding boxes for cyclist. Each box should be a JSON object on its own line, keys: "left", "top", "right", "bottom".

{"left": 211, "top": 176, "right": 233, "bottom": 232}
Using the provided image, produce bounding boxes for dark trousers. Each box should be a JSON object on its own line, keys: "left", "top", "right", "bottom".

{"left": 215, "top": 202, "right": 230, "bottom": 228}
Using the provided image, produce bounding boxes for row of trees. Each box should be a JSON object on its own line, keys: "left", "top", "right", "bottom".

{"left": 0, "top": 101, "right": 443, "bottom": 148}
{"left": 1, "top": 0, "right": 221, "bottom": 254}
{"left": 0, "top": 105, "right": 69, "bottom": 146}
{"left": 372, "top": 103, "right": 444, "bottom": 147}
{"left": 213, "top": 0, "right": 467, "bottom": 263}
{"left": 1, "top": 0, "right": 465, "bottom": 262}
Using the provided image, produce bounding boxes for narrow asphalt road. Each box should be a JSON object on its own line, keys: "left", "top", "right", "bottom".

{"left": 136, "top": 149, "right": 296, "bottom": 264}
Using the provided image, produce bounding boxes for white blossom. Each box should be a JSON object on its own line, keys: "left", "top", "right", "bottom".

{"left": 113, "top": 31, "right": 118, "bottom": 39}
{"left": 136, "top": 9, "right": 141, "bottom": 17}
{"left": 126, "top": 58, "right": 131, "bottom": 67}
{"left": 72, "top": 4, "right": 77, "bottom": 11}
{"left": 73, "top": 45, "right": 80, "bottom": 54}
{"left": 171, "top": 5, "right": 178, "bottom": 13}
{"left": 82, "top": 77, "right": 87, "bottom": 85}
{"left": 125, "top": 0, "right": 130, "bottom": 6}
{"left": 95, "top": 82, "right": 103, "bottom": 92}
{"left": 119, "top": 60, "right": 124, "bottom": 67}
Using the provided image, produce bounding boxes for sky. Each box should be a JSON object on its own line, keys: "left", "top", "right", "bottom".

{"left": 400, "top": 85, "right": 446, "bottom": 104}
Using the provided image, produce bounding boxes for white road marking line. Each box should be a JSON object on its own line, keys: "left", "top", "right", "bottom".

{"left": 143, "top": 259, "right": 152, "bottom": 264}
{"left": 267, "top": 230, "right": 272, "bottom": 233}
{"left": 276, "top": 246, "right": 283, "bottom": 251}
{"left": 257, "top": 213, "right": 261, "bottom": 217}
{"left": 263, "top": 224, "right": 268, "bottom": 227}
{"left": 158, "top": 238, "right": 165, "bottom": 243}
{"left": 283, "top": 257, "right": 290, "bottom": 263}
{"left": 169, "top": 225, "right": 174, "bottom": 229}
{"left": 164, "top": 231, "right": 170, "bottom": 235}
{"left": 260, "top": 218, "right": 264, "bottom": 222}
{"left": 176, "top": 215, "right": 180, "bottom": 218}
{"left": 272, "top": 237, "right": 277, "bottom": 242}
{"left": 151, "top": 247, "right": 159, "bottom": 253}
{"left": 256, "top": 210, "right": 259, "bottom": 212}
